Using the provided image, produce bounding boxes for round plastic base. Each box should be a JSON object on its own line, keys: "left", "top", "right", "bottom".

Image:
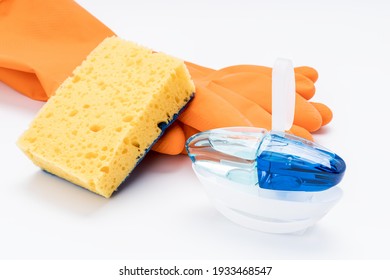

{"left": 193, "top": 164, "right": 342, "bottom": 234}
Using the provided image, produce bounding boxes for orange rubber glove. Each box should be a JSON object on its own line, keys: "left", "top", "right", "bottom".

{"left": 153, "top": 64, "right": 333, "bottom": 154}
{"left": 0, "top": 0, "right": 115, "bottom": 100}
{"left": 0, "top": 0, "right": 333, "bottom": 156}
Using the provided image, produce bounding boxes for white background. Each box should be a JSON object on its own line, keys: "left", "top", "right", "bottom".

{"left": 1, "top": 0, "right": 390, "bottom": 260}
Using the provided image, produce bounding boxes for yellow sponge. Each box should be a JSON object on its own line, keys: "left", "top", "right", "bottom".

{"left": 17, "top": 36, "right": 195, "bottom": 198}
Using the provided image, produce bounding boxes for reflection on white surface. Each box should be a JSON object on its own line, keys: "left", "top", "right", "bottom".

{"left": 25, "top": 171, "right": 109, "bottom": 216}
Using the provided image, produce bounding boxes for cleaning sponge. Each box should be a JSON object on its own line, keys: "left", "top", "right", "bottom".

{"left": 17, "top": 36, "right": 195, "bottom": 198}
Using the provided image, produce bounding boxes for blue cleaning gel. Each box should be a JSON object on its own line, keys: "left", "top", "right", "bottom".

{"left": 186, "top": 127, "right": 346, "bottom": 192}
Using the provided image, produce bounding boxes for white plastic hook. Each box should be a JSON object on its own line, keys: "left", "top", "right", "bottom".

{"left": 272, "top": 58, "right": 296, "bottom": 132}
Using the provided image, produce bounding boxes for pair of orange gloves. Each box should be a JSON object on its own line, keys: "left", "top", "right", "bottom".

{"left": 0, "top": 0, "right": 332, "bottom": 155}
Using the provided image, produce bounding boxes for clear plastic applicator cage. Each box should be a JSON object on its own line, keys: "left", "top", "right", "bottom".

{"left": 185, "top": 58, "right": 346, "bottom": 234}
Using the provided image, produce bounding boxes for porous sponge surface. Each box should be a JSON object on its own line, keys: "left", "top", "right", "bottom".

{"left": 17, "top": 36, "right": 195, "bottom": 198}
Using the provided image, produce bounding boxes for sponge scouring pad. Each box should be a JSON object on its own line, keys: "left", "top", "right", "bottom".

{"left": 17, "top": 36, "right": 195, "bottom": 198}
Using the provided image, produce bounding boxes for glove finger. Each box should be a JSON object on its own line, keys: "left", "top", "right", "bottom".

{"left": 310, "top": 102, "right": 333, "bottom": 126}
{"left": 181, "top": 122, "right": 200, "bottom": 139}
{"left": 178, "top": 85, "right": 252, "bottom": 131}
{"left": 289, "top": 125, "right": 314, "bottom": 141}
{"left": 294, "top": 66, "right": 318, "bottom": 83}
{"left": 211, "top": 72, "right": 323, "bottom": 132}
{"left": 295, "top": 73, "right": 316, "bottom": 100}
{"left": 180, "top": 123, "right": 200, "bottom": 154}
{"left": 202, "top": 65, "right": 315, "bottom": 97}
{"left": 152, "top": 122, "right": 186, "bottom": 155}
{"left": 206, "top": 81, "right": 272, "bottom": 129}
{"left": 295, "top": 94, "right": 323, "bottom": 132}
